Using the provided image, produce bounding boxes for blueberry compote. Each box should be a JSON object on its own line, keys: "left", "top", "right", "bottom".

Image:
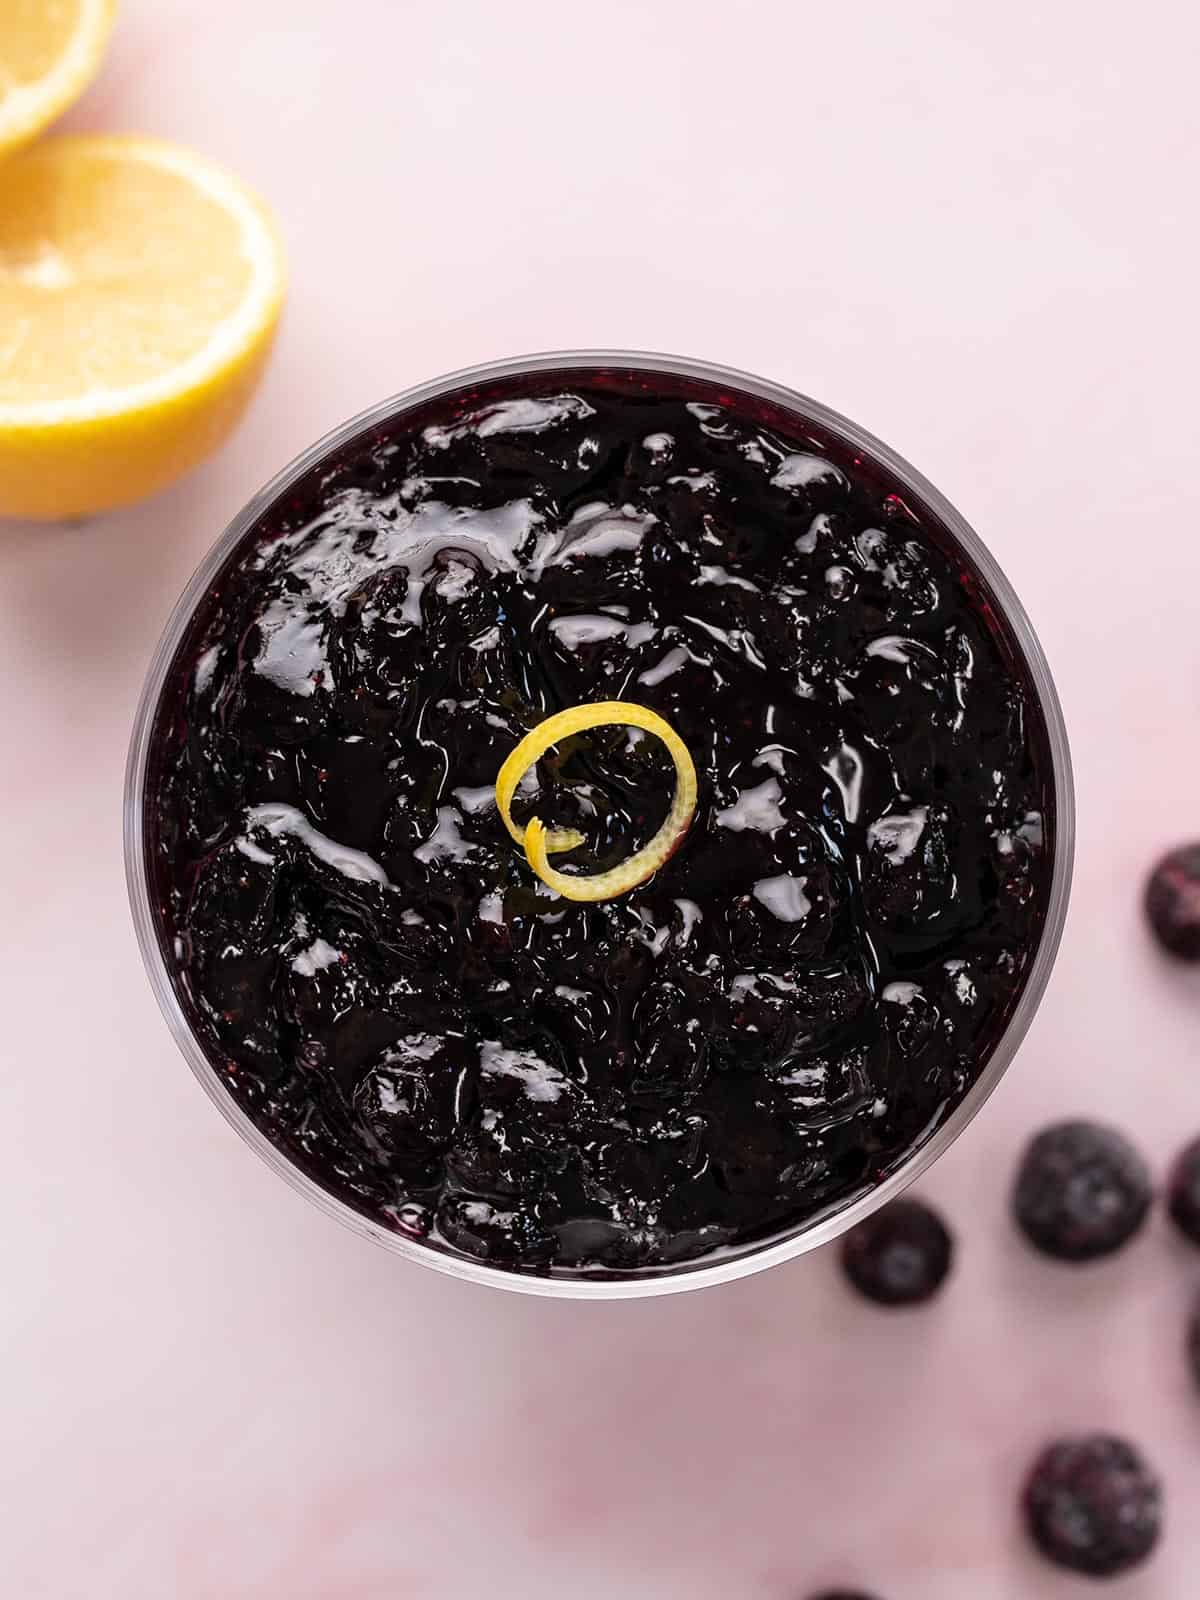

{"left": 146, "top": 366, "right": 1055, "bottom": 1275}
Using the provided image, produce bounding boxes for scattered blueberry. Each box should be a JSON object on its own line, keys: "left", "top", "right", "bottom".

{"left": 1023, "top": 1435, "right": 1162, "bottom": 1578}
{"left": 840, "top": 1197, "right": 954, "bottom": 1305}
{"left": 1166, "top": 1135, "right": 1200, "bottom": 1246}
{"left": 1188, "top": 1294, "right": 1200, "bottom": 1392}
{"left": 1145, "top": 842, "right": 1200, "bottom": 959}
{"left": 1012, "top": 1120, "right": 1152, "bottom": 1262}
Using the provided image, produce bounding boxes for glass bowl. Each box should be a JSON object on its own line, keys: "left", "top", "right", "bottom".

{"left": 125, "top": 350, "right": 1074, "bottom": 1298}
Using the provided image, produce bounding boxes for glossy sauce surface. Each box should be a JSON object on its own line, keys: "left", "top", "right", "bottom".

{"left": 148, "top": 368, "right": 1054, "bottom": 1274}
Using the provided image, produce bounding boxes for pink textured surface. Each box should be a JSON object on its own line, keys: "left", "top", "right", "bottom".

{"left": 2, "top": 1, "right": 1198, "bottom": 1594}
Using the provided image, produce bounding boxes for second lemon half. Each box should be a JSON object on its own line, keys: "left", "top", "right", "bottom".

{"left": 0, "top": 134, "right": 286, "bottom": 521}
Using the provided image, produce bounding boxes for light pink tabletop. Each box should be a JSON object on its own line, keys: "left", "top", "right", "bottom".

{"left": 3, "top": 2, "right": 1198, "bottom": 1595}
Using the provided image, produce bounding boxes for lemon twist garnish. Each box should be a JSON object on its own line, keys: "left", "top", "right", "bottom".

{"left": 495, "top": 701, "right": 698, "bottom": 903}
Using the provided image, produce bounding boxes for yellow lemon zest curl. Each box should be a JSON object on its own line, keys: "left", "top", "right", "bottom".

{"left": 494, "top": 701, "right": 698, "bottom": 903}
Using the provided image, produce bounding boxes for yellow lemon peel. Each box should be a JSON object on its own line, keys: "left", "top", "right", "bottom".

{"left": 495, "top": 701, "right": 698, "bottom": 903}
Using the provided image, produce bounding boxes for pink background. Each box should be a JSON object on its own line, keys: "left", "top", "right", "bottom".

{"left": 3, "top": 1, "right": 1199, "bottom": 1594}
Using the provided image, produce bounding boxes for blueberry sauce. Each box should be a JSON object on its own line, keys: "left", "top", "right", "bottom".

{"left": 145, "top": 366, "right": 1055, "bottom": 1274}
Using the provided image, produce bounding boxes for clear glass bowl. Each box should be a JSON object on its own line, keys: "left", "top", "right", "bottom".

{"left": 124, "top": 350, "right": 1075, "bottom": 1299}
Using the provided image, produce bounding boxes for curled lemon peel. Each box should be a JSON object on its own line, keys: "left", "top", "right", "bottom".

{"left": 494, "top": 701, "right": 698, "bottom": 903}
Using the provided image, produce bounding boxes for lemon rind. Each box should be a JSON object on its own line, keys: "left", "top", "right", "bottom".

{"left": 495, "top": 700, "right": 698, "bottom": 902}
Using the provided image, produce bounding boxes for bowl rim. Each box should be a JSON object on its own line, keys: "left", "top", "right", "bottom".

{"left": 124, "top": 347, "right": 1075, "bottom": 1299}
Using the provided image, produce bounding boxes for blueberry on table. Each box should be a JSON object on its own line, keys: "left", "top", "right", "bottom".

{"left": 1166, "top": 1135, "right": 1200, "bottom": 1246}
{"left": 1023, "top": 1435, "right": 1162, "bottom": 1578}
{"left": 1145, "top": 843, "right": 1200, "bottom": 958}
{"left": 1187, "top": 1293, "right": 1200, "bottom": 1392}
{"left": 840, "top": 1197, "right": 954, "bottom": 1305}
{"left": 1012, "top": 1120, "right": 1152, "bottom": 1261}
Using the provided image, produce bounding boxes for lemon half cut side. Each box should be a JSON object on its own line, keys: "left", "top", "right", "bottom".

{"left": 0, "top": 134, "right": 287, "bottom": 520}
{"left": 0, "top": 0, "right": 118, "bottom": 157}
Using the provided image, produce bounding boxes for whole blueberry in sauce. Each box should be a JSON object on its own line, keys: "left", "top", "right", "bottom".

{"left": 146, "top": 367, "right": 1055, "bottom": 1274}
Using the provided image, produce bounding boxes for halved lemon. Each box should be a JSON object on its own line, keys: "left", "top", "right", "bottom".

{"left": 0, "top": 0, "right": 118, "bottom": 157}
{"left": 0, "top": 134, "right": 286, "bottom": 520}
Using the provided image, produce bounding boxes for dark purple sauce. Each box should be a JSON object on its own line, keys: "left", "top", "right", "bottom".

{"left": 145, "top": 366, "right": 1054, "bottom": 1274}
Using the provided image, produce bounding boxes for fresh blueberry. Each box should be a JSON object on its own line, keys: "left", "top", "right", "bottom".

{"left": 805, "top": 1592, "right": 881, "bottom": 1600}
{"left": 840, "top": 1197, "right": 953, "bottom": 1305}
{"left": 1023, "top": 1435, "right": 1162, "bottom": 1577}
{"left": 1012, "top": 1120, "right": 1152, "bottom": 1262}
{"left": 1166, "top": 1135, "right": 1200, "bottom": 1246}
{"left": 1145, "top": 843, "right": 1200, "bottom": 959}
{"left": 1188, "top": 1294, "right": 1200, "bottom": 1392}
